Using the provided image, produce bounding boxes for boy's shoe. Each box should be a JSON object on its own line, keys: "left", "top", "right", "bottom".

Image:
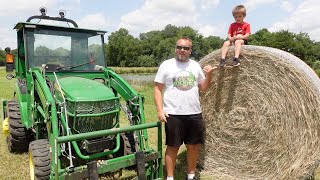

{"left": 219, "top": 59, "right": 226, "bottom": 67}
{"left": 232, "top": 58, "right": 240, "bottom": 66}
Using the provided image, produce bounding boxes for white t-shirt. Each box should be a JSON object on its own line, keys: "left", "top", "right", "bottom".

{"left": 154, "top": 58, "right": 205, "bottom": 115}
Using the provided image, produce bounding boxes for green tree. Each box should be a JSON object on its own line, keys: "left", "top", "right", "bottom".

{"left": 0, "top": 49, "right": 5, "bottom": 66}
{"left": 53, "top": 47, "right": 70, "bottom": 56}
{"left": 153, "top": 38, "right": 176, "bottom": 65}
{"left": 121, "top": 37, "right": 141, "bottom": 67}
{"left": 140, "top": 30, "right": 164, "bottom": 56}
{"left": 249, "top": 28, "right": 272, "bottom": 46}
{"left": 34, "top": 46, "right": 53, "bottom": 56}
{"left": 204, "top": 36, "right": 224, "bottom": 51}
{"left": 106, "top": 28, "right": 141, "bottom": 67}
{"left": 137, "top": 55, "right": 157, "bottom": 67}
{"left": 163, "top": 24, "right": 179, "bottom": 38}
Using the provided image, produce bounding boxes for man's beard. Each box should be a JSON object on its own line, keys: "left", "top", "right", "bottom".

{"left": 176, "top": 54, "right": 189, "bottom": 62}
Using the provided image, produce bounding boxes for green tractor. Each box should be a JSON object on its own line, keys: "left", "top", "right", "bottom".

{"left": 2, "top": 8, "right": 163, "bottom": 180}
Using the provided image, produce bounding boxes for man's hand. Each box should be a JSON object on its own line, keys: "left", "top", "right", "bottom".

{"left": 158, "top": 111, "right": 169, "bottom": 123}
{"left": 199, "top": 65, "right": 217, "bottom": 91}
{"left": 203, "top": 65, "right": 217, "bottom": 76}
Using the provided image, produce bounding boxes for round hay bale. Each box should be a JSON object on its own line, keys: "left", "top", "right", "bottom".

{"left": 198, "top": 45, "right": 320, "bottom": 179}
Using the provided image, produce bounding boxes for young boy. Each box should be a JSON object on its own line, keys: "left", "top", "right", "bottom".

{"left": 219, "top": 5, "right": 250, "bottom": 67}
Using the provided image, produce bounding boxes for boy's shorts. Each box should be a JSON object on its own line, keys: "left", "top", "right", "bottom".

{"left": 165, "top": 113, "right": 205, "bottom": 147}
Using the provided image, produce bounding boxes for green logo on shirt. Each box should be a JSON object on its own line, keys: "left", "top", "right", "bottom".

{"left": 173, "top": 71, "right": 196, "bottom": 91}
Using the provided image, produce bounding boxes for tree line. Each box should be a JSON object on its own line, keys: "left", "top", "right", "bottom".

{"left": 1, "top": 24, "right": 320, "bottom": 76}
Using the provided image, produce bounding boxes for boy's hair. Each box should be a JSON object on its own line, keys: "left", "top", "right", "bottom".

{"left": 232, "top": 5, "right": 246, "bottom": 17}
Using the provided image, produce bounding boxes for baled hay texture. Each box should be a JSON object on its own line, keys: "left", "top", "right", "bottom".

{"left": 198, "top": 45, "right": 320, "bottom": 179}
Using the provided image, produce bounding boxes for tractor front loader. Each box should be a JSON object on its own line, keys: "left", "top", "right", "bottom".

{"left": 2, "top": 8, "right": 163, "bottom": 180}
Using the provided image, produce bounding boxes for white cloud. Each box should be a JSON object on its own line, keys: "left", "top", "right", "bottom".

{"left": 0, "top": 28, "right": 16, "bottom": 50}
{"left": 269, "top": 0, "right": 320, "bottom": 41}
{"left": 119, "top": 0, "right": 226, "bottom": 38}
{"left": 243, "top": 0, "right": 276, "bottom": 10}
{"left": 198, "top": 23, "right": 227, "bottom": 38}
{"left": 77, "top": 13, "right": 110, "bottom": 30}
{"left": 119, "top": 0, "right": 198, "bottom": 35}
{"left": 280, "top": 1, "right": 294, "bottom": 12}
{"left": 0, "top": 0, "right": 80, "bottom": 20}
{"left": 200, "top": 0, "right": 220, "bottom": 10}
{"left": 0, "top": 0, "right": 55, "bottom": 16}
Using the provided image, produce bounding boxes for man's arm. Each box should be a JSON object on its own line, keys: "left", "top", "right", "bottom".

{"left": 199, "top": 65, "right": 217, "bottom": 92}
{"left": 154, "top": 82, "right": 168, "bottom": 122}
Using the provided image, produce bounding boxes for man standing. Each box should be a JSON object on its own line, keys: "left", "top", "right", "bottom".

{"left": 154, "top": 37, "right": 216, "bottom": 180}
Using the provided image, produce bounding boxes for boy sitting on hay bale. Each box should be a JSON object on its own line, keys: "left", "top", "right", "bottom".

{"left": 219, "top": 5, "right": 251, "bottom": 67}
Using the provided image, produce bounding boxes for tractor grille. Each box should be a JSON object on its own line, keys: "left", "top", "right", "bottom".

{"left": 71, "top": 114, "right": 116, "bottom": 133}
{"left": 67, "top": 99, "right": 119, "bottom": 133}
{"left": 67, "top": 99, "right": 119, "bottom": 115}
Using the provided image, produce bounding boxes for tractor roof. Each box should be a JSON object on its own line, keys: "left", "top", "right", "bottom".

{"left": 14, "top": 22, "right": 107, "bottom": 34}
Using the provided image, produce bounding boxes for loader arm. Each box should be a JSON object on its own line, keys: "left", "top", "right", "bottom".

{"left": 31, "top": 69, "right": 62, "bottom": 172}
{"left": 105, "top": 67, "right": 150, "bottom": 150}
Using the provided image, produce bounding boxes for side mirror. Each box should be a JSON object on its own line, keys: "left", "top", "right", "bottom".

{"left": 6, "top": 74, "right": 15, "bottom": 80}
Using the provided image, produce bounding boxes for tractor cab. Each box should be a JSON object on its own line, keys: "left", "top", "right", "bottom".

{"left": 14, "top": 22, "right": 106, "bottom": 73}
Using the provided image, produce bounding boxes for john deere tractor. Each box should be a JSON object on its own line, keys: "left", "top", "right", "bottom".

{"left": 2, "top": 8, "right": 162, "bottom": 179}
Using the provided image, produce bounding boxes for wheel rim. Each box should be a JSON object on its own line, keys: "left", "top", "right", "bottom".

{"left": 29, "top": 151, "right": 35, "bottom": 180}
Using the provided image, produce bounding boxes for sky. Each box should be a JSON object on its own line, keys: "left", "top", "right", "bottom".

{"left": 0, "top": 0, "right": 319, "bottom": 49}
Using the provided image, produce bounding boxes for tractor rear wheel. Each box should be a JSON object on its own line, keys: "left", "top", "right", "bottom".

{"left": 6, "top": 100, "right": 33, "bottom": 153}
{"left": 29, "top": 139, "right": 51, "bottom": 180}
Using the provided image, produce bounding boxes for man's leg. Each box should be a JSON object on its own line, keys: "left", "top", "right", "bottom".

{"left": 186, "top": 144, "right": 200, "bottom": 174}
{"left": 166, "top": 145, "right": 180, "bottom": 177}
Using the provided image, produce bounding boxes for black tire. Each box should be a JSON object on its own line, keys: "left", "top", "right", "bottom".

{"left": 116, "top": 132, "right": 138, "bottom": 157}
{"left": 114, "top": 132, "right": 138, "bottom": 171}
{"left": 122, "top": 132, "right": 138, "bottom": 155}
{"left": 6, "top": 100, "right": 33, "bottom": 153}
{"left": 29, "top": 139, "right": 51, "bottom": 180}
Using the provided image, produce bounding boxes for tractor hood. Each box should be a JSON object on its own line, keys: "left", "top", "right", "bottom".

{"left": 56, "top": 77, "right": 114, "bottom": 101}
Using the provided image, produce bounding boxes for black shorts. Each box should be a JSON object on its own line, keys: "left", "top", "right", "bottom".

{"left": 243, "top": 39, "right": 248, "bottom": 45}
{"left": 165, "top": 113, "right": 205, "bottom": 147}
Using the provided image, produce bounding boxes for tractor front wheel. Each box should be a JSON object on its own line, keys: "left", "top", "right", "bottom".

{"left": 29, "top": 139, "right": 51, "bottom": 180}
{"left": 115, "top": 132, "right": 138, "bottom": 157}
{"left": 6, "top": 100, "right": 33, "bottom": 152}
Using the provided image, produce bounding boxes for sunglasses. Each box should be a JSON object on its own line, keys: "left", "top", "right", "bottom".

{"left": 176, "top": 46, "right": 191, "bottom": 51}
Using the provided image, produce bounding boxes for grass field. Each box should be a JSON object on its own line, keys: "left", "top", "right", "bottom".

{"left": 0, "top": 67, "right": 199, "bottom": 179}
